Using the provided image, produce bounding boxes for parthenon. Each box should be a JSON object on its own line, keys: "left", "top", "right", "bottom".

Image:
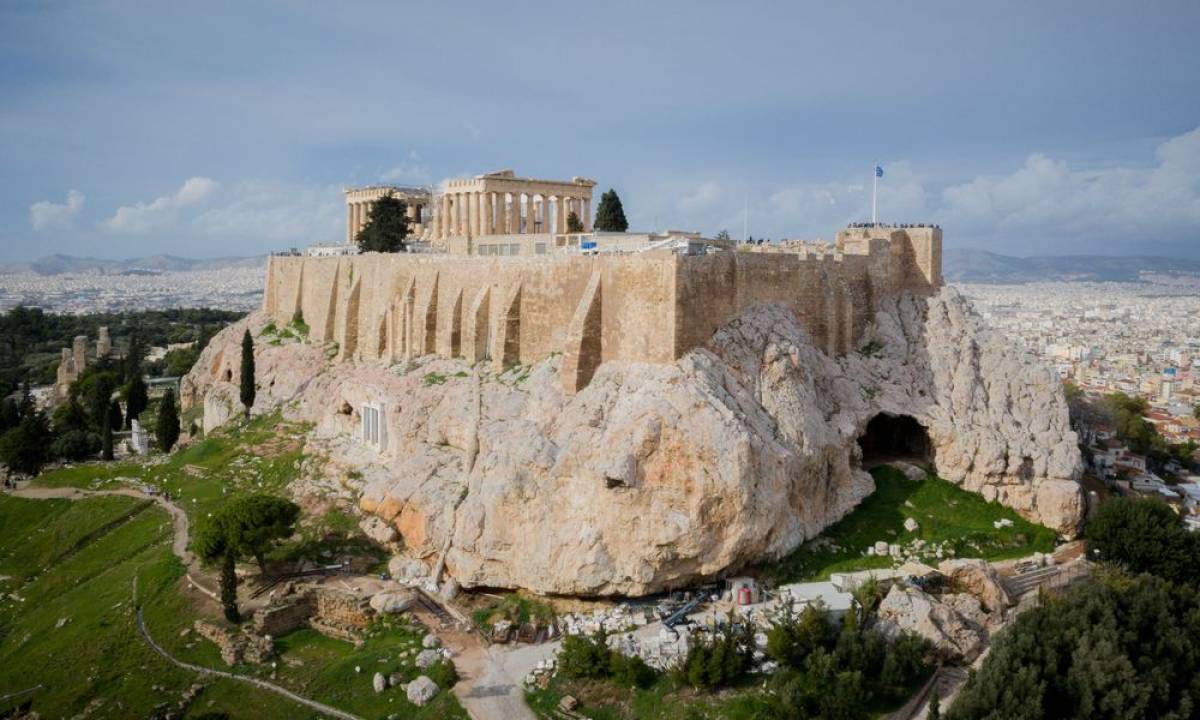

{"left": 430, "top": 170, "right": 595, "bottom": 240}
{"left": 342, "top": 170, "right": 595, "bottom": 246}
{"left": 344, "top": 186, "right": 431, "bottom": 243}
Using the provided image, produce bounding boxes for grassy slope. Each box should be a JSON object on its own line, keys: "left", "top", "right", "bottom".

{"left": 4, "top": 414, "right": 466, "bottom": 719}
{"left": 763, "top": 466, "right": 1058, "bottom": 583}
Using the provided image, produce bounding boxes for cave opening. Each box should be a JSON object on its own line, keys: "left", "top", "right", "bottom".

{"left": 858, "top": 413, "right": 932, "bottom": 467}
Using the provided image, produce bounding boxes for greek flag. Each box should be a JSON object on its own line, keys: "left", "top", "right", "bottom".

{"left": 875, "top": 165, "right": 884, "bottom": 178}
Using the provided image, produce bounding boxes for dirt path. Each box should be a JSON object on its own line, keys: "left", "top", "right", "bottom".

{"left": 134, "top": 603, "right": 362, "bottom": 720}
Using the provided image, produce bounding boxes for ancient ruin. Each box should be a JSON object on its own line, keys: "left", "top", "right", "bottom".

{"left": 184, "top": 169, "right": 1083, "bottom": 598}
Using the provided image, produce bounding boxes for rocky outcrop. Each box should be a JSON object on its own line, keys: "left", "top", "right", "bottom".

{"left": 938, "top": 558, "right": 1013, "bottom": 614}
{"left": 185, "top": 287, "right": 1083, "bottom": 597}
{"left": 876, "top": 585, "right": 986, "bottom": 662}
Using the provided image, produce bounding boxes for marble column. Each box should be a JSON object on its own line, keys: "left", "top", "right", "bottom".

{"left": 441, "top": 195, "right": 450, "bottom": 239}
{"left": 582, "top": 198, "right": 592, "bottom": 232}
{"left": 483, "top": 192, "right": 494, "bottom": 235}
{"left": 345, "top": 203, "right": 353, "bottom": 243}
{"left": 556, "top": 196, "right": 566, "bottom": 235}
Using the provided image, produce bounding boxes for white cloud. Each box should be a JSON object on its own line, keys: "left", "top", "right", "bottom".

{"left": 939, "top": 127, "right": 1200, "bottom": 246}
{"left": 191, "top": 181, "right": 343, "bottom": 245}
{"left": 30, "top": 190, "right": 84, "bottom": 231}
{"left": 101, "top": 177, "right": 218, "bottom": 234}
{"left": 381, "top": 152, "right": 431, "bottom": 185}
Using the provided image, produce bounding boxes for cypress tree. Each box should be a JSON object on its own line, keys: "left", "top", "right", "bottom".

{"left": 125, "top": 373, "right": 148, "bottom": 428}
{"left": 355, "top": 193, "right": 410, "bottom": 252}
{"left": 220, "top": 551, "right": 239, "bottom": 622}
{"left": 593, "top": 189, "right": 629, "bottom": 232}
{"left": 156, "top": 388, "right": 180, "bottom": 452}
{"left": 240, "top": 329, "right": 256, "bottom": 415}
{"left": 101, "top": 401, "right": 114, "bottom": 461}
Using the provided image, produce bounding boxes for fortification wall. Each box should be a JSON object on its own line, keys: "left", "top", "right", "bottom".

{"left": 264, "top": 226, "right": 940, "bottom": 392}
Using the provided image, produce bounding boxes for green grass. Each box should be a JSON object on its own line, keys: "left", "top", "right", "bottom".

{"left": 0, "top": 491, "right": 465, "bottom": 719}
{"left": 526, "top": 676, "right": 776, "bottom": 720}
{"left": 762, "top": 466, "right": 1058, "bottom": 583}
{"left": 470, "top": 592, "right": 557, "bottom": 631}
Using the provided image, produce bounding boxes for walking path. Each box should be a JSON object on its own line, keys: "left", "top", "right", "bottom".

{"left": 9, "top": 483, "right": 224, "bottom": 600}
{"left": 134, "top": 604, "right": 362, "bottom": 720}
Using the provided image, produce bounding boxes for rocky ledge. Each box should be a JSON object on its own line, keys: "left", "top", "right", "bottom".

{"left": 184, "top": 286, "right": 1083, "bottom": 596}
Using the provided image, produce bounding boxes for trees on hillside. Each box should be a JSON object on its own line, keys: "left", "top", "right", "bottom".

{"left": 101, "top": 400, "right": 115, "bottom": 461}
{"left": 1086, "top": 496, "right": 1199, "bottom": 584}
{"left": 240, "top": 330, "right": 255, "bottom": 415}
{"left": 355, "top": 194, "right": 410, "bottom": 253}
{"left": 593, "top": 189, "right": 628, "bottom": 232}
{"left": 946, "top": 574, "right": 1200, "bottom": 720}
{"left": 193, "top": 494, "right": 301, "bottom": 623}
{"left": 0, "top": 408, "right": 52, "bottom": 475}
{"left": 156, "top": 388, "right": 180, "bottom": 453}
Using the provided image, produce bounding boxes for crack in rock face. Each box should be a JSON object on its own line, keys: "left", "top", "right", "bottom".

{"left": 184, "top": 286, "right": 1083, "bottom": 597}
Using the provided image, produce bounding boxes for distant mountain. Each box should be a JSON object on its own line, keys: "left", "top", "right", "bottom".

{"left": 0, "top": 253, "right": 266, "bottom": 276}
{"left": 943, "top": 249, "right": 1200, "bottom": 283}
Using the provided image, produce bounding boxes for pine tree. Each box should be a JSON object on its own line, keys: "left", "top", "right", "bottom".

{"left": 593, "top": 189, "right": 628, "bottom": 232}
{"left": 566, "top": 211, "right": 584, "bottom": 233}
{"left": 101, "top": 401, "right": 114, "bottom": 461}
{"left": 0, "top": 410, "right": 52, "bottom": 475}
{"left": 240, "top": 329, "right": 256, "bottom": 415}
{"left": 156, "top": 388, "right": 180, "bottom": 452}
{"left": 125, "top": 373, "right": 148, "bottom": 428}
{"left": 355, "top": 193, "right": 410, "bottom": 252}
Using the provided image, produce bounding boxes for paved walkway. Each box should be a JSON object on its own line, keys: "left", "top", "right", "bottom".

{"left": 453, "top": 640, "right": 559, "bottom": 720}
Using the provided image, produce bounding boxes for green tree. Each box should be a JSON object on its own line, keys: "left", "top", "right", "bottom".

{"left": 355, "top": 193, "right": 410, "bottom": 252}
{"left": 566, "top": 211, "right": 584, "bottom": 233}
{"left": 107, "top": 397, "right": 123, "bottom": 433}
{"left": 240, "top": 329, "right": 256, "bottom": 414}
{"left": 123, "top": 330, "right": 145, "bottom": 383}
{"left": 767, "top": 602, "right": 835, "bottom": 669}
{"left": 928, "top": 688, "right": 941, "bottom": 720}
{"left": 125, "top": 372, "right": 148, "bottom": 429}
{"left": 101, "top": 400, "right": 114, "bottom": 461}
{"left": 0, "top": 411, "right": 52, "bottom": 475}
{"left": 192, "top": 494, "right": 301, "bottom": 623}
{"left": 221, "top": 494, "right": 300, "bottom": 573}
{"left": 593, "top": 189, "right": 629, "bottom": 232}
{"left": 194, "top": 514, "right": 241, "bottom": 622}
{"left": 51, "top": 397, "right": 87, "bottom": 434}
{"left": 155, "top": 388, "right": 180, "bottom": 452}
{"left": 51, "top": 429, "right": 101, "bottom": 461}
{"left": 1086, "top": 497, "right": 1198, "bottom": 583}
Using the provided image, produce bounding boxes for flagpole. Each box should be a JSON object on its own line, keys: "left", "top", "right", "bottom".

{"left": 872, "top": 163, "right": 878, "bottom": 224}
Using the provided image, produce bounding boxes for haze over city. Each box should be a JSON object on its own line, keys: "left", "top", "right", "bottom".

{"left": 3, "top": 0, "right": 1200, "bottom": 261}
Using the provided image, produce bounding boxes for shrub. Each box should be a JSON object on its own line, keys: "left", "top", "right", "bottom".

{"left": 766, "top": 603, "right": 835, "bottom": 669}
{"left": 425, "top": 659, "right": 459, "bottom": 689}
{"left": 679, "top": 621, "right": 756, "bottom": 689}
{"left": 51, "top": 429, "right": 101, "bottom": 461}
{"left": 558, "top": 633, "right": 613, "bottom": 679}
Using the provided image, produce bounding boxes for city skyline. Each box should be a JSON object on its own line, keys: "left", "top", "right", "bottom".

{"left": 2, "top": 1, "right": 1199, "bottom": 261}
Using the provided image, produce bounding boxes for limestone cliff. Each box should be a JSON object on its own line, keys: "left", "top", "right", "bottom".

{"left": 184, "top": 287, "right": 1083, "bottom": 596}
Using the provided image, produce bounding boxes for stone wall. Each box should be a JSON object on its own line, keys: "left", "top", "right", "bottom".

{"left": 252, "top": 594, "right": 314, "bottom": 637}
{"left": 259, "top": 226, "right": 941, "bottom": 394}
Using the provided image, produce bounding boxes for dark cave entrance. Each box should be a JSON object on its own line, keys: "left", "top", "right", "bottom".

{"left": 857, "top": 413, "right": 932, "bottom": 467}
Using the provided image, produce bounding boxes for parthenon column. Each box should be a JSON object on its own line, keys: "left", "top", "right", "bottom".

{"left": 556, "top": 196, "right": 566, "bottom": 235}
{"left": 345, "top": 204, "right": 353, "bottom": 243}
{"left": 582, "top": 197, "right": 592, "bottom": 231}
{"left": 482, "top": 192, "right": 494, "bottom": 235}
{"left": 465, "top": 192, "right": 476, "bottom": 237}
{"left": 440, "top": 195, "right": 450, "bottom": 239}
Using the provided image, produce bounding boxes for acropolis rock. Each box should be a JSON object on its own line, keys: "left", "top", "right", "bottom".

{"left": 184, "top": 284, "right": 1083, "bottom": 597}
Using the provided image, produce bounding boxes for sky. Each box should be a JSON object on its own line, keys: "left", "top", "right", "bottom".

{"left": 2, "top": 0, "right": 1199, "bottom": 261}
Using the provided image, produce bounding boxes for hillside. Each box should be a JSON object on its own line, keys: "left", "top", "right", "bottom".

{"left": 943, "top": 248, "right": 1200, "bottom": 283}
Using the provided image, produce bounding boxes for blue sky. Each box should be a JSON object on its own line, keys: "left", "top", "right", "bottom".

{"left": 2, "top": 0, "right": 1199, "bottom": 260}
